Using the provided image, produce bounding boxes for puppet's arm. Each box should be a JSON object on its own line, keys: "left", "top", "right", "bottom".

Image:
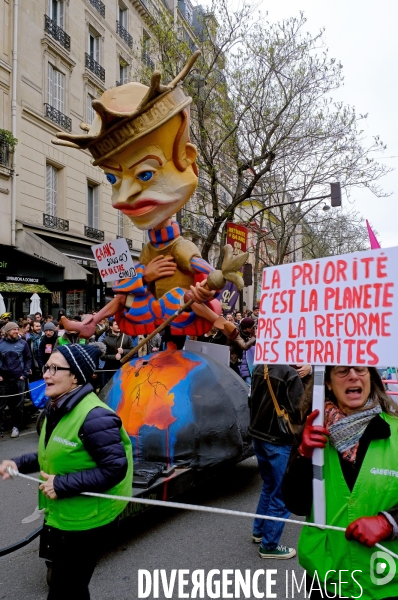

{"left": 112, "top": 256, "right": 177, "bottom": 295}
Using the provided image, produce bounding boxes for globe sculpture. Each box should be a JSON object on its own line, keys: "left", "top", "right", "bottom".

{"left": 100, "top": 343, "right": 251, "bottom": 470}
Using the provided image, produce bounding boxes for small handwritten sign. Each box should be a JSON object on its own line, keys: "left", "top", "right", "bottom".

{"left": 91, "top": 238, "right": 136, "bottom": 283}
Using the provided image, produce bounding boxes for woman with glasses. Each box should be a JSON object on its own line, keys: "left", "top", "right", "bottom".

{"left": 282, "top": 366, "right": 398, "bottom": 600}
{"left": 0, "top": 344, "right": 133, "bottom": 600}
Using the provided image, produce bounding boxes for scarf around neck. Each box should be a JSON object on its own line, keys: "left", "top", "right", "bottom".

{"left": 324, "top": 397, "right": 382, "bottom": 463}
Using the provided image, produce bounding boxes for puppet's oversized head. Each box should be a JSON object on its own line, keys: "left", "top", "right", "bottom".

{"left": 52, "top": 53, "right": 200, "bottom": 230}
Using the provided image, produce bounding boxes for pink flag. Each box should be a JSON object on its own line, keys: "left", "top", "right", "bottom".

{"left": 366, "top": 219, "right": 381, "bottom": 249}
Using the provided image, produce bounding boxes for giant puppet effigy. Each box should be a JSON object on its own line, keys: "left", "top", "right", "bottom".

{"left": 51, "top": 53, "right": 251, "bottom": 470}
{"left": 53, "top": 52, "right": 247, "bottom": 341}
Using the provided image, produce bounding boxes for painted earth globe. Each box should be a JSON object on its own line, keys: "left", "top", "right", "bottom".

{"left": 100, "top": 343, "right": 252, "bottom": 469}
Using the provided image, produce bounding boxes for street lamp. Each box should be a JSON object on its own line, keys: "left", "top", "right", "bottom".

{"left": 246, "top": 182, "right": 342, "bottom": 224}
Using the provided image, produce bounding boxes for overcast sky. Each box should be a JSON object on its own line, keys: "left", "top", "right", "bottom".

{"left": 258, "top": 0, "right": 398, "bottom": 247}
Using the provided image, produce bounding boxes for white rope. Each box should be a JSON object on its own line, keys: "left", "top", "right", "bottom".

{"left": 0, "top": 382, "right": 46, "bottom": 398}
{"left": 6, "top": 469, "right": 398, "bottom": 561}
{"left": 0, "top": 374, "right": 118, "bottom": 397}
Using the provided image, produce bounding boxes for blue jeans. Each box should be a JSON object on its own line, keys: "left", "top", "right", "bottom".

{"left": 252, "top": 438, "right": 292, "bottom": 549}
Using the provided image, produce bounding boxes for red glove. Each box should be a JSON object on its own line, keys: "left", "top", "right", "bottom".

{"left": 298, "top": 410, "right": 329, "bottom": 459}
{"left": 345, "top": 515, "right": 393, "bottom": 548}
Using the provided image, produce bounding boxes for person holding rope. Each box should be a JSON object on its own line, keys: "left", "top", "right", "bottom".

{"left": 0, "top": 344, "right": 133, "bottom": 600}
{"left": 282, "top": 366, "right": 398, "bottom": 599}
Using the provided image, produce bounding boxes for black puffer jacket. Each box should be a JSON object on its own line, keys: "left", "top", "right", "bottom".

{"left": 13, "top": 383, "right": 129, "bottom": 498}
{"left": 249, "top": 363, "right": 304, "bottom": 445}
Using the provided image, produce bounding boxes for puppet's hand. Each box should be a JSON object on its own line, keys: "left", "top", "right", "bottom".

{"left": 143, "top": 255, "right": 177, "bottom": 283}
{"left": 185, "top": 282, "right": 215, "bottom": 304}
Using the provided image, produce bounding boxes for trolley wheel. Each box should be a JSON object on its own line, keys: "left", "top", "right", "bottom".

{"left": 36, "top": 410, "right": 45, "bottom": 435}
{"left": 45, "top": 561, "right": 52, "bottom": 587}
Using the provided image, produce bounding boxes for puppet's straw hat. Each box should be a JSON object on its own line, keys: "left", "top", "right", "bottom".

{"left": 52, "top": 52, "right": 200, "bottom": 166}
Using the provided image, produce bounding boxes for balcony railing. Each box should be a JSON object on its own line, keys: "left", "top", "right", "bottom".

{"left": 116, "top": 21, "right": 133, "bottom": 48}
{"left": 85, "top": 53, "right": 105, "bottom": 82}
{"left": 85, "top": 225, "right": 104, "bottom": 241}
{"left": 142, "top": 51, "right": 155, "bottom": 70}
{"left": 43, "top": 213, "right": 70, "bottom": 232}
{"left": 181, "top": 214, "right": 211, "bottom": 238}
{"left": 88, "top": 0, "right": 105, "bottom": 18}
{"left": 45, "top": 103, "right": 72, "bottom": 132}
{"left": 44, "top": 15, "right": 71, "bottom": 50}
{"left": 0, "top": 135, "right": 10, "bottom": 168}
{"left": 117, "top": 235, "right": 133, "bottom": 251}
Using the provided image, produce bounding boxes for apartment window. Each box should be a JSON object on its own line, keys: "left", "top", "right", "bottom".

{"left": 88, "top": 32, "right": 100, "bottom": 63}
{"left": 118, "top": 5, "right": 128, "bottom": 28}
{"left": 87, "top": 183, "right": 99, "bottom": 229}
{"left": 143, "top": 33, "right": 150, "bottom": 55}
{"left": 119, "top": 62, "right": 128, "bottom": 85}
{"left": 46, "top": 164, "right": 58, "bottom": 216}
{"left": 87, "top": 94, "right": 95, "bottom": 124}
{"left": 117, "top": 210, "right": 124, "bottom": 237}
{"left": 186, "top": 3, "right": 193, "bottom": 25}
{"left": 49, "top": 0, "right": 64, "bottom": 27}
{"left": 48, "top": 64, "right": 65, "bottom": 112}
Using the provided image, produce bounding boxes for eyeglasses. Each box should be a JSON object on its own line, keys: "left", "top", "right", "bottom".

{"left": 42, "top": 364, "right": 71, "bottom": 376}
{"left": 332, "top": 367, "right": 369, "bottom": 378}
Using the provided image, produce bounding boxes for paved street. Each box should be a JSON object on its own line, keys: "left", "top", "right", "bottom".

{"left": 0, "top": 421, "right": 306, "bottom": 600}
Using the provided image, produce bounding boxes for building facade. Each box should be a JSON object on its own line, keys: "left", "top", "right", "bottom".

{"left": 0, "top": 0, "right": 166, "bottom": 317}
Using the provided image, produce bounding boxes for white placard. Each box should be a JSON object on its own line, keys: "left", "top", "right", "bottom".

{"left": 254, "top": 246, "right": 398, "bottom": 366}
{"left": 91, "top": 238, "right": 137, "bottom": 283}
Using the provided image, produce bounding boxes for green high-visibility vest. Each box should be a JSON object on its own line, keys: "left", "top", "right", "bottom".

{"left": 56, "top": 336, "right": 86, "bottom": 346}
{"left": 298, "top": 413, "right": 398, "bottom": 600}
{"left": 38, "top": 392, "right": 133, "bottom": 531}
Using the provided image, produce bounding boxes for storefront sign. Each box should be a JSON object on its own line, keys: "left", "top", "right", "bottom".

{"left": 255, "top": 247, "right": 398, "bottom": 366}
{"left": 3, "top": 275, "right": 43, "bottom": 284}
{"left": 226, "top": 223, "right": 248, "bottom": 255}
{"left": 92, "top": 238, "right": 137, "bottom": 282}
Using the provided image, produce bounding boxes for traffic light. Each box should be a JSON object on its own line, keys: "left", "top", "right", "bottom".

{"left": 330, "top": 182, "right": 342, "bottom": 207}
{"left": 242, "top": 263, "right": 253, "bottom": 286}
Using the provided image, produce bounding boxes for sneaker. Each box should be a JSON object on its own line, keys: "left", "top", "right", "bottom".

{"left": 0, "top": 431, "right": 3, "bottom": 439}
{"left": 259, "top": 545, "right": 296, "bottom": 559}
{"left": 252, "top": 533, "right": 262, "bottom": 543}
{"left": 10, "top": 427, "right": 19, "bottom": 438}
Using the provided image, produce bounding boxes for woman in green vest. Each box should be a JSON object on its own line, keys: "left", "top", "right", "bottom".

{"left": 0, "top": 344, "right": 133, "bottom": 600}
{"left": 283, "top": 366, "right": 398, "bottom": 600}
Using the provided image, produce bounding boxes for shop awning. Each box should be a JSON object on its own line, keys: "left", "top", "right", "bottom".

{"left": 16, "top": 229, "right": 90, "bottom": 281}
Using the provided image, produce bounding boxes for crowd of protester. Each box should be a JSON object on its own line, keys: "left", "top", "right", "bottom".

{"left": 0, "top": 309, "right": 163, "bottom": 439}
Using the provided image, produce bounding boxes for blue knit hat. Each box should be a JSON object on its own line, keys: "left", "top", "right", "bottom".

{"left": 55, "top": 344, "right": 101, "bottom": 384}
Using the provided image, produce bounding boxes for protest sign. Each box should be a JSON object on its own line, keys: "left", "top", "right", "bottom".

{"left": 255, "top": 246, "right": 398, "bottom": 366}
{"left": 92, "top": 238, "right": 136, "bottom": 283}
{"left": 226, "top": 223, "right": 248, "bottom": 255}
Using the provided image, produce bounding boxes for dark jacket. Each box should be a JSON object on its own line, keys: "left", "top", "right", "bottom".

{"left": 282, "top": 414, "right": 398, "bottom": 530}
{"left": 227, "top": 328, "right": 256, "bottom": 366}
{"left": 103, "top": 331, "right": 133, "bottom": 371}
{"left": 38, "top": 333, "right": 58, "bottom": 368}
{"left": 249, "top": 363, "right": 304, "bottom": 445}
{"left": 0, "top": 337, "right": 32, "bottom": 379}
{"left": 27, "top": 332, "right": 42, "bottom": 370}
{"left": 14, "top": 383, "right": 128, "bottom": 498}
